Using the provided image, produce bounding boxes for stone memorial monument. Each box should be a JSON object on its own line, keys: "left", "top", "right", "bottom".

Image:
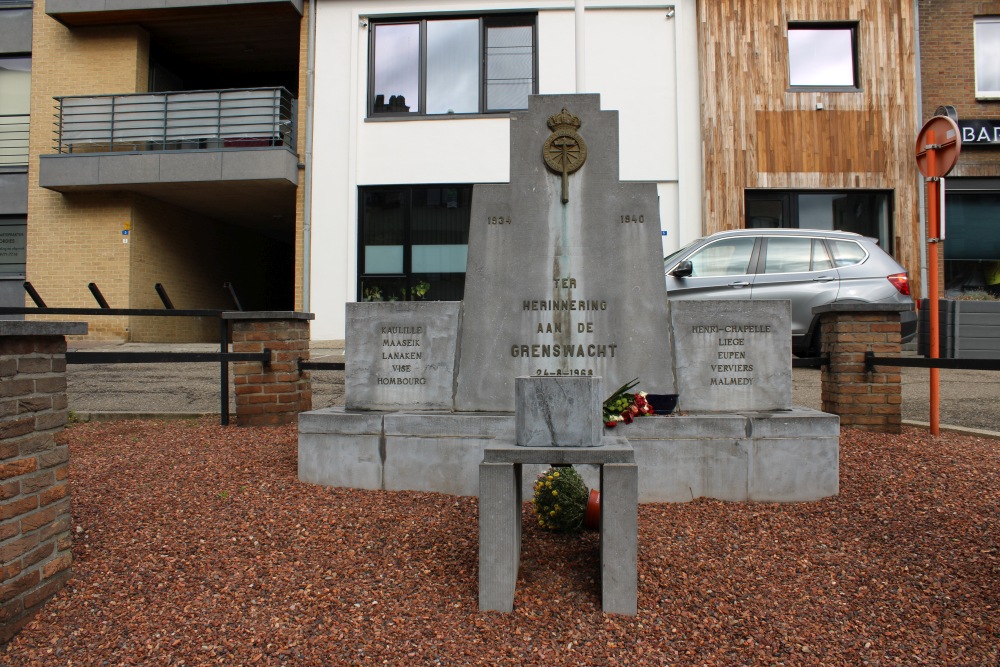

{"left": 299, "top": 93, "right": 839, "bottom": 507}
{"left": 456, "top": 96, "right": 674, "bottom": 411}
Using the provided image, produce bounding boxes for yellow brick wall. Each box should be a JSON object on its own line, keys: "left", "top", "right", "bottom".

{"left": 26, "top": 4, "right": 151, "bottom": 341}
{"left": 128, "top": 196, "right": 237, "bottom": 343}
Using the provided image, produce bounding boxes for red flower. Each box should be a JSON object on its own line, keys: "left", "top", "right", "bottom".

{"left": 621, "top": 411, "right": 633, "bottom": 424}
{"left": 604, "top": 420, "right": 618, "bottom": 428}
{"left": 634, "top": 394, "right": 647, "bottom": 408}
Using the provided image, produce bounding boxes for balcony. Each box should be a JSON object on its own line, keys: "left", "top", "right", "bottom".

{"left": 45, "top": 2, "right": 303, "bottom": 94}
{"left": 46, "top": 0, "right": 302, "bottom": 20}
{"left": 38, "top": 88, "right": 299, "bottom": 230}
{"left": 0, "top": 114, "right": 28, "bottom": 169}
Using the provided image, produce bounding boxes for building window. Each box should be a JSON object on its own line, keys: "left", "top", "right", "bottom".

{"left": 975, "top": 17, "right": 1000, "bottom": 99}
{"left": 787, "top": 23, "right": 858, "bottom": 89}
{"left": 369, "top": 15, "right": 536, "bottom": 117}
{"left": 943, "top": 183, "right": 1000, "bottom": 296}
{"left": 0, "top": 55, "right": 30, "bottom": 167}
{"left": 745, "top": 190, "right": 893, "bottom": 252}
{"left": 358, "top": 185, "right": 471, "bottom": 302}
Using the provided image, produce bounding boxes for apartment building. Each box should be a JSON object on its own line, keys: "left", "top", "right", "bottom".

{"left": 307, "top": 0, "right": 702, "bottom": 340}
{"left": 22, "top": 0, "right": 306, "bottom": 340}
{"left": 918, "top": 0, "right": 1000, "bottom": 296}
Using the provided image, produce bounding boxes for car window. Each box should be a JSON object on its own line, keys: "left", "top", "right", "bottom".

{"left": 687, "top": 237, "right": 755, "bottom": 277}
{"left": 763, "top": 237, "right": 834, "bottom": 273}
{"left": 828, "top": 240, "right": 868, "bottom": 267}
{"left": 664, "top": 239, "right": 699, "bottom": 268}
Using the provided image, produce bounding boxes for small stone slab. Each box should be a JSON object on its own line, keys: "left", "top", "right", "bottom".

{"left": 484, "top": 439, "right": 634, "bottom": 465}
{"left": 221, "top": 311, "right": 315, "bottom": 320}
{"left": 0, "top": 321, "right": 88, "bottom": 337}
{"left": 514, "top": 376, "right": 603, "bottom": 447}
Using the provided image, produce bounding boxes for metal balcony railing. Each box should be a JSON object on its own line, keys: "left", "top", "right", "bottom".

{"left": 52, "top": 87, "right": 295, "bottom": 154}
{"left": 0, "top": 114, "right": 29, "bottom": 167}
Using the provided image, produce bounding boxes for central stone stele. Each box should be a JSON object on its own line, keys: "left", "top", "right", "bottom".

{"left": 455, "top": 95, "right": 675, "bottom": 412}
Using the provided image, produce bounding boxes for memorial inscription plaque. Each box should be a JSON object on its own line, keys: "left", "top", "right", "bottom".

{"left": 669, "top": 300, "right": 792, "bottom": 411}
{"left": 345, "top": 302, "right": 461, "bottom": 411}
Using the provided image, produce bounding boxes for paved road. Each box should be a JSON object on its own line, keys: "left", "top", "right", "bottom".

{"left": 65, "top": 341, "right": 1000, "bottom": 433}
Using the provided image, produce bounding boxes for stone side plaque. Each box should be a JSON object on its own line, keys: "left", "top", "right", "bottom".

{"left": 670, "top": 300, "right": 792, "bottom": 412}
{"left": 455, "top": 94, "right": 675, "bottom": 412}
{"left": 345, "top": 302, "right": 460, "bottom": 411}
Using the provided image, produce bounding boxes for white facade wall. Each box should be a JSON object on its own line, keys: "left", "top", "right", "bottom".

{"left": 311, "top": 0, "right": 701, "bottom": 339}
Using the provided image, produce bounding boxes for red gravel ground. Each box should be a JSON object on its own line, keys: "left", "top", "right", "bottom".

{"left": 1, "top": 420, "right": 997, "bottom": 666}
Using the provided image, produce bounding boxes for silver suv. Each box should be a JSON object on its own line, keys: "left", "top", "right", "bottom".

{"left": 664, "top": 229, "right": 916, "bottom": 356}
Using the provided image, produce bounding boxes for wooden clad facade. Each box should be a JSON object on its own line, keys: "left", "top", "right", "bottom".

{"left": 698, "top": 0, "right": 923, "bottom": 295}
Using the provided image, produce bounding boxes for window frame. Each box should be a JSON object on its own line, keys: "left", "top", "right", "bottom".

{"left": 357, "top": 184, "right": 473, "bottom": 303}
{"left": 786, "top": 21, "right": 860, "bottom": 91}
{"left": 974, "top": 16, "right": 1000, "bottom": 100}
{"left": 745, "top": 189, "right": 894, "bottom": 254}
{"left": 366, "top": 13, "right": 537, "bottom": 118}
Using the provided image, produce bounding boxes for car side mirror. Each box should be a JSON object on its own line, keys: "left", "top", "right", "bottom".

{"left": 670, "top": 260, "right": 693, "bottom": 278}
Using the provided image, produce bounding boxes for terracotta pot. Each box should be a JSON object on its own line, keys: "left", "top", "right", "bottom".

{"left": 584, "top": 488, "right": 600, "bottom": 530}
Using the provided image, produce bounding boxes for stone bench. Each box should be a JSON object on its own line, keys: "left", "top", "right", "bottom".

{"left": 478, "top": 439, "right": 637, "bottom": 615}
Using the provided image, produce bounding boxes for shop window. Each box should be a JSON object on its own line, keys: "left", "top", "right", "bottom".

{"left": 745, "top": 190, "right": 893, "bottom": 253}
{"left": 358, "top": 185, "right": 471, "bottom": 302}
{"left": 975, "top": 17, "right": 1000, "bottom": 99}
{"left": 369, "top": 15, "right": 535, "bottom": 116}
{"left": 943, "top": 189, "right": 1000, "bottom": 295}
{"left": 787, "top": 23, "right": 858, "bottom": 89}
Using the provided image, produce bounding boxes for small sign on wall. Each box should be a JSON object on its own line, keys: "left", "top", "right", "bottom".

{"left": 0, "top": 222, "right": 27, "bottom": 275}
{"left": 958, "top": 120, "right": 1000, "bottom": 146}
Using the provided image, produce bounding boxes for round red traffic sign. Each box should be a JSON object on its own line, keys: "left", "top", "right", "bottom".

{"left": 915, "top": 116, "right": 961, "bottom": 178}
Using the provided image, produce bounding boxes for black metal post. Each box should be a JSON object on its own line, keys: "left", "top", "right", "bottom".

{"left": 220, "top": 317, "right": 230, "bottom": 426}
{"left": 22, "top": 282, "right": 46, "bottom": 308}
{"left": 224, "top": 282, "right": 243, "bottom": 311}
{"left": 88, "top": 283, "right": 111, "bottom": 309}
{"left": 155, "top": 283, "right": 174, "bottom": 309}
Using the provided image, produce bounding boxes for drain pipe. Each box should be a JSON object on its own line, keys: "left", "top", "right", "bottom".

{"left": 575, "top": 0, "right": 586, "bottom": 92}
{"left": 302, "top": 0, "right": 317, "bottom": 311}
{"left": 914, "top": 0, "right": 927, "bottom": 299}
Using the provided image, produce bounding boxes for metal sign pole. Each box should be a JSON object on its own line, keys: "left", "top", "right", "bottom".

{"left": 926, "top": 130, "right": 941, "bottom": 437}
{"left": 915, "top": 115, "right": 961, "bottom": 438}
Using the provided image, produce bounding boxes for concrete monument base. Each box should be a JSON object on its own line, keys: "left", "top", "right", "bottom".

{"left": 298, "top": 407, "right": 839, "bottom": 503}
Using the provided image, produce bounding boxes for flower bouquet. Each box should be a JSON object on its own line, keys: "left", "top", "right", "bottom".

{"left": 602, "top": 378, "right": 654, "bottom": 428}
{"left": 532, "top": 466, "right": 589, "bottom": 533}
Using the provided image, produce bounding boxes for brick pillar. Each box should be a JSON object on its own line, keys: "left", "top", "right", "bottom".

{"left": 0, "top": 321, "right": 87, "bottom": 643}
{"left": 815, "top": 304, "right": 911, "bottom": 433}
{"left": 224, "top": 312, "right": 314, "bottom": 427}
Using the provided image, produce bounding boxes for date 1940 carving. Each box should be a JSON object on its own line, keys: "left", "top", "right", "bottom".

{"left": 619, "top": 215, "right": 644, "bottom": 224}
{"left": 487, "top": 215, "right": 511, "bottom": 225}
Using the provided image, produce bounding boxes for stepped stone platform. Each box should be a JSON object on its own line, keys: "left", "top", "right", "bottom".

{"left": 298, "top": 406, "right": 839, "bottom": 503}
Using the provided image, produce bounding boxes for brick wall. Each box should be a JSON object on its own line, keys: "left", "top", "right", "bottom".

{"left": 229, "top": 315, "right": 312, "bottom": 426}
{"left": 0, "top": 333, "right": 75, "bottom": 643}
{"left": 919, "top": 0, "right": 1000, "bottom": 177}
{"left": 819, "top": 308, "right": 905, "bottom": 433}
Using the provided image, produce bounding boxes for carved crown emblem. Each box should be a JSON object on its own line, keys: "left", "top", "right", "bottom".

{"left": 546, "top": 108, "right": 582, "bottom": 132}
